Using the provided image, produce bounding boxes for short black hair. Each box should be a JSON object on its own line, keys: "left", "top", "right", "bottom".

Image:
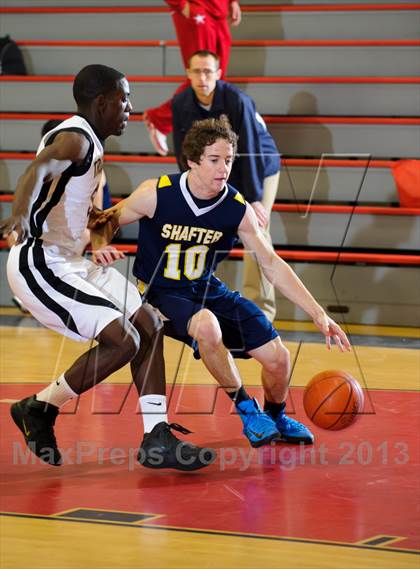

{"left": 188, "top": 50, "right": 220, "bottom": 68}
{"left": 181, "top": 115, "right": 237, "bottom": 170}
{"left": 73, "top": 64, "right": 125, "bottom": 108}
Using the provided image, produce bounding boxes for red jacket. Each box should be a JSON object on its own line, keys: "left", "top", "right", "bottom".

{"left": 165, "top": 0, "right": 235, "bottom": 20}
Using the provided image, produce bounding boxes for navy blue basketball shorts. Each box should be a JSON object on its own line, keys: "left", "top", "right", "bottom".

{"left": 144, "top": 276, "right": 279, "bottom": 359}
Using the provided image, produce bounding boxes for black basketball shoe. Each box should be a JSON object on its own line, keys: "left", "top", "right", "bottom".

{"left": 10, "top": 395, "right": 62, "bottom": 466}
{"left": 138, "top": 422, "right": 216, "bottom": 471}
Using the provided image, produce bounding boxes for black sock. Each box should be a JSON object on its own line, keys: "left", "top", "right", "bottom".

{"left": 227, "top": 386, "right": 250, "bottom": 406}
{"left": 264, "top": 399, "right": 286, "bottom": 419}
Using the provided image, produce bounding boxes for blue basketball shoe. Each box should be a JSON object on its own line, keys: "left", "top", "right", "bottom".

{"left": 236, "top": 398, "right": 280, "bottom": 447}
{"left": 269, "top": 402, "right": 314, "bottom": 445}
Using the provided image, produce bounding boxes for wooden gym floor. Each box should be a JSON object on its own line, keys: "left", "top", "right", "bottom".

{"left": 0, "top": 309, "right": 419, "bottom": 569}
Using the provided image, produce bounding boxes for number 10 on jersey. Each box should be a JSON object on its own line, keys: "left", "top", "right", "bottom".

{"left": 163, "top": 244, "right": 209, "bottom": 281}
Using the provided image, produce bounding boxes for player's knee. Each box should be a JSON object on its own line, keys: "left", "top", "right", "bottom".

{"left": 148, "top": 308, "right": 164, "bottom": 334}
{"left": 133, "top": 303, "right": 163, "bottom": 338}
{"left": 189, "top": 309, "right": 222, "bottom": 345}
{"left": 123, "top": 327, "right": 141, "bottom": 360}
{"left": 264, "top": 342, "right": 290, "bottom": 376}
{"left": 98, "top": 317, "right": 140, "bottom": 357}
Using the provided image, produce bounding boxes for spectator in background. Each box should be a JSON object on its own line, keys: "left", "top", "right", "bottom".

{"left": 172, "top": 50, "right": 280, "bottom": 322}
{"left": 143, "top": 0, "right": 241, "bottom": 155}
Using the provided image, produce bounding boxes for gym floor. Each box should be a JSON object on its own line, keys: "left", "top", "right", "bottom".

{"left": 0, "top": 310, "right": 419, "bottom": 569}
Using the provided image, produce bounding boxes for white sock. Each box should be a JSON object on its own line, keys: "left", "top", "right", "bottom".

{"left": 36, "top": 374, "right": 78, "bottom": 408}
{"left": 139, "top": 394, "right": 168, "bottom": 433}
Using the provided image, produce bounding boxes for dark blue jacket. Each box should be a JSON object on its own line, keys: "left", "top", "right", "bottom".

{"left": 172, "top": 80, "right": 280, "bottom": 203}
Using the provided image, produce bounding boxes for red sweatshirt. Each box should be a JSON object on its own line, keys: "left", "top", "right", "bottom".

{"left": 165, "top": 0, "right": 236, "bottom": 20}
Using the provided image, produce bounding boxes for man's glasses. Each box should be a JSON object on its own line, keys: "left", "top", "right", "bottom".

{"left": 189, "top": 68, "right": 218, "bottom": 77}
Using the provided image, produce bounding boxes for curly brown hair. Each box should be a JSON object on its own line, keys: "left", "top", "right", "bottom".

{"left": 180, "top": 116, "right": 238, "bottom": 170}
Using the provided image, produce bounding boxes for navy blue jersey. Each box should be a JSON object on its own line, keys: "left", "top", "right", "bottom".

{"left": 133, "top": 172, "right": 247, "bottom": 289}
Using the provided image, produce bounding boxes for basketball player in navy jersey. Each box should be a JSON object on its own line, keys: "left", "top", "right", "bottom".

{"left": 90, "top": 116, "right": 351, "bottom": 447}
{"left": 0, "top": 64, "right": 215, "bottom": 471}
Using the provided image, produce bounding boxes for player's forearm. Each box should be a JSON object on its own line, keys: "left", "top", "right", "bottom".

{"left": 12, "top": 163, "right": 45, "bottom": 218}
{"left": 12, "top": 144, "right": 73, "bottom": 220}
{"left": 88, "top": 204, "right": 121, "bottom": 248}
{"left": 89, "top": 198, "right": 140, "bottom": 253}
{"left": 90, "top": 228, "right": 109, "bottom": 251}
{"left": 261, "top": 253, "right": 325, "bottom": 320}
{"left": 114, "top": 199, "right": 142, "bottom": 225}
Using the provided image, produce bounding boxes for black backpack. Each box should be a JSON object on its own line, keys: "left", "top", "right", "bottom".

{"left": 0, "top": 35, "right": 27, "bottom": 75}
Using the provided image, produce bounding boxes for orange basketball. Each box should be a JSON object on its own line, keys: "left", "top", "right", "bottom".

{"left": 303, "top": 370, "right": 364, "bottom": 430}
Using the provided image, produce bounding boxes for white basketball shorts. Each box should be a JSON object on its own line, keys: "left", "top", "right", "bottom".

{"left": 7, "top": 239, "right": 142, "bottom": 342}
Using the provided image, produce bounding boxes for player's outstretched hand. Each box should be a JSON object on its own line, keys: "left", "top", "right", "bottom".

{"left": 88, "top": 205, "right": 120, "bottom": 246}
{"left": 92, "top": 245, "right": 125, "bottom": 267}
{"left": 0, "top": 215, "right": 29, "bottom": 244}
{"left": 313, "top": 312, "right": 352, "bottom": 352}
{"left": 87, "top": 205, "right": 115, "bottom": 230}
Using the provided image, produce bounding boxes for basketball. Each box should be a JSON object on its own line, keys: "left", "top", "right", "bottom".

{"left": 303, "top": 370, "right": 364, "bottom": 430}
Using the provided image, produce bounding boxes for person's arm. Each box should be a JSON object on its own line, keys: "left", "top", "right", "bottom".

{"left": 238, "top": 204, "right": 351, "bottom": 351}
{"left": 78, "top": 171, "right": 107, "bottom": 254}
{"left": 0, "top": 131, "right": 89, "bottom": 242}
{"left": 172, "top": 99, "right": 185, "bottom": 171}
{"left": 89, "top": 178, "right": 158, "bottom": 265}
{"left": 231, "top": 91, "right": 269, "bottom": 225}
{"left": 165, "top": 0, "right": 189, "bottom": 15}
{"left": 95, "top": 170, "right": 106, "bottom": 210}
{"left": 229, "top": 1, "right": 242, "bottom": 26}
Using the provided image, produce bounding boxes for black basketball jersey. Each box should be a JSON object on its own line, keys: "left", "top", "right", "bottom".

{"left": 133, "top": 172, "right": 247, "bottom": 288}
